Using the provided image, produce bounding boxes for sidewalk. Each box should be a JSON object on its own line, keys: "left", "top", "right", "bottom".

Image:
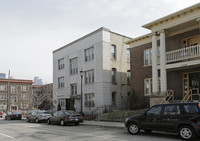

{"left": 81, "top": 120, "right": 125, "bottom": 129}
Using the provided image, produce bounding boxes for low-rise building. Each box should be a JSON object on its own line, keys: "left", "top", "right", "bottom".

{"left": 0, "top": 78, "right": 33, "bottom": 111}
{"left": 53, "top": 27, "right": 131, "bottom": 114}
{"left": 126, "top": 3, "right": 200, "bottom": 108}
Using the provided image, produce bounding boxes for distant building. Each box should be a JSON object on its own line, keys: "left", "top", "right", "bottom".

{"left": 0, "top": 78, "right": 33, "bottom": 111}
{"left": 53, "top": 27, "right": 131, "bottom": 114}
{"left": 33, "top": 77, "right": 43, "bottom": 85}
{"left": 0, "top": 73, "right": 6, "bottom": 79}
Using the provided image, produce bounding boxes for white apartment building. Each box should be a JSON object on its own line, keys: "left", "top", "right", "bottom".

{"left": 53, "top": 27, "right": 131, "bottom": 114}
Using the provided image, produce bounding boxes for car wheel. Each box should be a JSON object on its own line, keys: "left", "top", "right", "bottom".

{"left": 75, "top": 123, "right": 79, "bottom": 126}
{"left": 47, "top": 119, "right": 51, "bottom": 125}
{"left": 26, "top": 118, "right": 30, "bottom": 122}
{"left": 60, "top": 119, "right": 65, "bottom": 126}
{"left": 178, "top": 125, "right": 196, "bottom": 140}
{"left": 5, "top": 117, "right": 7, "bottom": 120}
{"left": 127, "top": 123, "right": 140, "bottom": 134}
{"left": 35, "top": 118, "right": 39, "bottom": 123}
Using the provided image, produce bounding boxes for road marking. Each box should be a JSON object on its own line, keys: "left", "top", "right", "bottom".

{"left": 0, "top": 133, "right": 15, "bottom": 139}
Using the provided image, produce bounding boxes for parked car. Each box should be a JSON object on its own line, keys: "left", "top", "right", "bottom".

{"left": 47, "top": 110, "right": 83, "bottom": 126}
{"left": 125, "top": 102, "right": 200, "bottom": 140}
{"left": 5, "top": 111, "right": 22, "bottom": 120}
{"left": 26, "top": 110, "right": 52, "bottom": 123}
{"left": 0, "top": 111, "right": 4, "bottom": 118}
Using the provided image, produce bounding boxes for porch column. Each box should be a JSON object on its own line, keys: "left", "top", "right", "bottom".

{"left": 152, "top": 32, "right": 158, "bottom": 94}
{"left": 159, "top": 30, "right": 167, "bottom": 94}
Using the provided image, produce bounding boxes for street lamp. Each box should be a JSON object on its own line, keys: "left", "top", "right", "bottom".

{"left": 80, "top": 70, "right": 84, "bottom": 115}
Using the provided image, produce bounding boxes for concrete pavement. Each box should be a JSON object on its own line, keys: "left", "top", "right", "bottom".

{"left": 81, "top": 120, "right": 125, "bottom": 129}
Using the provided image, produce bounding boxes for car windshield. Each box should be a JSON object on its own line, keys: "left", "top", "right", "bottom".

{"left": 64, "top": 111, "right": 79, "bottom": 115}
{"left": 12, "top": 111, "right": 21, "bottom": 114}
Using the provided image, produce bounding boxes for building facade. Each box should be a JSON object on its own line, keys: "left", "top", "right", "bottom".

{"left": 53, "top": 27, "right": 131, "bottom": 114}
{"left": 127, "top": 3, "right": 200, "bottom": 108}
{"left": 0, "top": 78, "right": 33, "bottom": 111}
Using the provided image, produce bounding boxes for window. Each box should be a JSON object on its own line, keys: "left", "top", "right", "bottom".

{"left": 85, "top": 70, "right": 94, "bottom": 84}
{"left": 111, "top": 44, "right": 116, "bottom": 59}
{"left": 58, "top": 77, "right": 64, "bottom": 88}
{"left": 11, "top": 96, "right": 17, "bottom": 103}
{"left": 0, "top": 94, "right": 6, "bottom": 100}
{"left": 21, "top": 94, "right": 29, "bottom": 100}
{"left": 0, "top": 103, "right": 6, "bottom": 109}
{"left": 0, "top": 85, "right": 6, "bottom": 91}
{"left": 147, "top": 105, "right": 162, "bottom": 116}
{"left": 112, "top": 92, "right": 116, "bottom": 106}
{"left": 85, "top": 47, "right": 94, "bottom": 62}
{"left": 127, "top": 49, "right": 130, "bottom": 61}
{"left": 112, "top": 68, "right": 117, "bottom": 84}
{"left": 164, "top": 105, "right": 180, "bottom": 115}
{"left": 144, "top": 49, "right": 152, "bottom": 66}
{"left": 21, "top": 85, "right": 28, "bottom": 91}
{"left": 84, "top": 93, "right": 95, "bottom": 108}
{"left": 58, "top": 99, "right": 66, "bottom": 109}
{"left": 71, "top": 84, "right": 77, "bottom": 96}
{"left": 127, "top": 70, "right": 131, "bottom": 85}
{"left": 144, "top": 78, "right": 152, "bottom": 95}
{"left": 11, "top": 85, "right": 17, "bottom": 94}
{"left": 184, "top": 104, "right": 199, "bottom": 114}
{"left": 70, "top": 57, "right": 78, "bottom": 75}
{"left": 58, "top": 58, "right": 65, "bottom": 70}
{"left": 21, "top": 103, "right": 29, "bottom": 109}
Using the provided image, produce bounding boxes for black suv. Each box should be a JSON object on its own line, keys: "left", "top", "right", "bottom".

{"left": 125, "top": 102, "right": 200, "bottom": 140}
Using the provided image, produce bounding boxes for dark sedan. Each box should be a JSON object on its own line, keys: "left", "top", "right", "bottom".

{"left": 5, "top": 111, "right": 22, "bottom": 120}
{"left": 47, "top": 110, "right": 83, "bottom": 126}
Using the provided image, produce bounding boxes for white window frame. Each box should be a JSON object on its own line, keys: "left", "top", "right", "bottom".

{"left": 71, "top": 83, "right": 77, "bottom": 96}
{"left": 112, "top": 68, "right": 117, "bottom": 84}
{"left": 144, "top": 78, "right": 152, "bottom": 95}
{"left": 85, "top": 47, "right": 94, "bottom": 62}
{"left": 84, "top": 93, "right": 95, "bottom": 108}
{"left": 111, "top": 44, "right": 116, "bottom": 59}
{"left": 144, "top": 49, "right": 152, "bottom": 66}
{"left": 0, "top": 94, "right": 7, "bottom": 100}
{"left": 21, "top": 94, "right": 29, "bottom": 100}
{"left": 58, "top": 58, "right": 65, "bottom": 70}
{"left": 11, "top": 96, "right": 17, "bottom": 103}
{"left": 85, "top": 70, "right": 94, "bottom": 84}
{"left": 0, "top": 103, "right": 6, "bottom": 109}
{"left": 21, "top": 103, "right": 29, "bottom": 109}
{"left": 127, "top": 49, "right": 130, "bottom": 62}
{"left": 70, "top": 57, "right": 78, "bottom": 75}
{"left": 0, "top": 85, "right": 7, "bottom": 91}
{"left": 21, "top": 85, "right": 28, "bottom": 91}
{"left": 58, "top": 77, "right": 65, "bottom": 88}
{"left": 11, "top": 85, "right": 17, "bottom": 94}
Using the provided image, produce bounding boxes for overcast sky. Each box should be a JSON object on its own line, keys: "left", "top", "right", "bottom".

{"left": 0, "top": 0, "right": 199, "bottom": 84}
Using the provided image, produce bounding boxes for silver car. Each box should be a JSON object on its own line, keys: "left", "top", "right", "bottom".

{"left": 26, "top": 111, "right": 51, "bottom": 123}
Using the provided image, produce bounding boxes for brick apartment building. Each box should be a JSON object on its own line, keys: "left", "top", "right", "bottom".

{"left": 0, "top": 78, "right": 33, "bottom": 111}
{"left": 126, "top": 3, "right": 200, "bottom": 108}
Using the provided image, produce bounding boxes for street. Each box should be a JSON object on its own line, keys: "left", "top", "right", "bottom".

{"left": 0, "top": 118, "right": 199, "bottom": 141}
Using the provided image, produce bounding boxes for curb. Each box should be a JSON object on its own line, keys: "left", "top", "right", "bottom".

{"left": 81, "top": 121, "right": 125, "bottom": 129}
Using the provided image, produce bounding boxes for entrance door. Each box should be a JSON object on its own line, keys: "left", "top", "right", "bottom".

{"left": 11, "top": 106, "right": 17, "bottom": 111}
{"left": 182, "top": 71, "right": 200, "bottom": 97}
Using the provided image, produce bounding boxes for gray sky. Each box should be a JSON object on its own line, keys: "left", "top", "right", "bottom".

{"left": 0, "top": 0, "right": 199, "bottom": 83}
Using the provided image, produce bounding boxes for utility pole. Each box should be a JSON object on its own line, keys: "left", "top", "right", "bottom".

{"left": 7, "top": 70, "right": 10, "bottom": 112}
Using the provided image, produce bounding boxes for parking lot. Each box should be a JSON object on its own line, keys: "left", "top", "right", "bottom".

{"left": 1, "top": 118, "right": 199, "bottom": 141}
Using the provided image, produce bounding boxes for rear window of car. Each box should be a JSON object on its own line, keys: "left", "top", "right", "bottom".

{"left": 12, "top": 111, "right": 21, "bottom": 114}
{"left": 183, "top": 104, "right": 199, "bottom": 114}
{"left": 64, "top": 111, "right": 78, "bottom": 115}
{"left": 164, "top": 105, "right": 180, "bottom": 115}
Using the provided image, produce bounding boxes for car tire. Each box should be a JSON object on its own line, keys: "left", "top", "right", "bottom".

{"left": 75, "top": 123, "right": 79, "bottom": 126}
{"left": 127, "top": 123, "right": 140, "bottom": 135}
{"left": 178, "top": 125, "right": 196, "bottom": 140}
{"left": 26, "top": 118, "right": 30, "bottom": 122}
{"left": 35, "top": 118, "right": 39, "bottom": 123}
{"left": 47, "top": 119, "right": 51, "bottom": 125}
{"left": 5, "top": 117, "right": 7, "bottom": 120}
{"left": 60, "top": 119, "right": 65, "bottom": 126}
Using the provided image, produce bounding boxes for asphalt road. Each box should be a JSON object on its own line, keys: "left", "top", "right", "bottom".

{"left": 0, "top": 118, "right": 199, "bottom": 141}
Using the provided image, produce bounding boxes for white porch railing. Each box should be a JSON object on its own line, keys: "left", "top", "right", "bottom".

{"left": 166, "top": 44, "right": 200, "bottom": 63}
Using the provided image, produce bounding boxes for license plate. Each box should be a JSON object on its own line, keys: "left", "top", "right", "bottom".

{"left": 75, "top": 119, "right": 78, "bottom": 121}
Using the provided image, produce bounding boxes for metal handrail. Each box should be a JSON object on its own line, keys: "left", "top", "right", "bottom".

{"left": 160, "top": 90, "right": 174, "bottom": 104}
{"left": 181, "top": 88, "right": 199, "bottom": 103}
